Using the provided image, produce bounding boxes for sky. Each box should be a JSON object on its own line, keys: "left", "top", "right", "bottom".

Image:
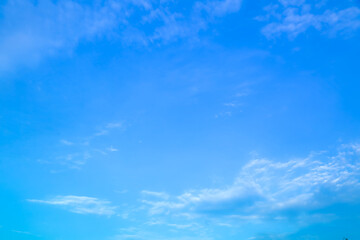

{"left": 1, "top": 0, "right": 360, "bottom": 239}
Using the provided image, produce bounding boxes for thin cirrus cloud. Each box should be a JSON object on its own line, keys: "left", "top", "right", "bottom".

{"left": 60, "top": 139, "right": 74, "bottom": 146}
{"left": 0, "top": 0, "right": 243, "bottom": 73}
{"left": 259, "top": 0, "right": 360, "bottom": 38}
{"left": 37, "top": 121, "right": 124, "bottom": 171}
{"left": 1, "top": 0, "right": 359, "bottom": 73}
{"left": 141, "top": 143, "right": 360, "bottom": 220}
{"left": 195, "top": 0, "right": 242, "bottom": 17}
{"left": 28, "top": 195, "right": 117, "bottom": 216}
{"left": 0, "top": 0, "right": 125, "bottom": 72}
{"left": 141, "top": 190, "right": 170, "bottom": 200}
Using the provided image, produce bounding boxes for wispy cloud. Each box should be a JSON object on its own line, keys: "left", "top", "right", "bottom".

{"left": 215, "top": 81, "right": 253, "bottom": 118}
{"left": 60, "top": 139, "right": 73, "bottom": 146}
{"left": 106, "top": 122, "right": 124, "bottom": 129}
{"left": 28, "top": 195, "right": 117, "bottom": 216}
{"left": 0, "top": 0, "right": 125, "bottom": 72}
{"left": 112, "top": 226, "right": 212, "bottom": 240}
{"left": 94, "top": 121, "right": 125, "bottom": 137}
{"left": 141, "top": 190, "right": 170, "bottom": 200}
{"left": 195, "top": 0, "right": 243, "bottom": 17}
{"left": 37, "top": 121, "right": 125, "bottom": 171}
{"left": 141, "top": 144, "right": 360, "bottom": 220}
{"left": 37, "top": 152, "right": 91, "bottom": 171}
{"left": 11, "top": 230, "right": 37, "bottom": 237}
{"left": 0, "top": 0, "right": 244, "bottom": 72}
{"left": 259, "top": 0, "right": 360, "bottom": 38}
{"left": 56, "top": 152, "right": 91, "bottom": 170}
{"left": 108, "top": 146, "right": 119, "bottom": 152}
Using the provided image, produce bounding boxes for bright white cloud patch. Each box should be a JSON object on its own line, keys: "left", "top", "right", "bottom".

{"left": 141, "top": 144, "right": 360, "bottom": 219}
{"left": 28, "top": 195, "right": 117, "bottom": 216}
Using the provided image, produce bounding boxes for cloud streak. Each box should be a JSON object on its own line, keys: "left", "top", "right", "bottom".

{"left": 28, "top": 195, "right": 117, "bottom": 216}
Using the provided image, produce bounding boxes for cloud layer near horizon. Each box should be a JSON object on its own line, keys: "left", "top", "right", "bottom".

{"left": 27, "top": 143, "right": 360, "bottom": 238}
{"left": 141, "top": 144, "right": 360, "bottom": 220}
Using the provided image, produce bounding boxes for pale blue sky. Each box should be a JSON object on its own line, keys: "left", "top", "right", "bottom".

{"left": 1, "top": 0, "right": 360, "bottom": 239}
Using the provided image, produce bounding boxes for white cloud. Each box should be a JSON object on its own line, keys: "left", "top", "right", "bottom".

{"left": 224, "top": 102, "right": 241, "bottom": 107}
{"left": 94, "top": 129, "right": 110, "bottom": 136}
{"left": 38, "top": 152, "right": 90, "bottom": 170}
{"left": 258, "top": 0, "right": 360, "bottom": 38}
{"left": 11, "top": 230, "right": 35, "bottom": 236}
{"left": 38, "top": 120, "right": 126, "bottom": 171}
{"left": 0, "top": 0, "right": 125, "bottom": 72}
{"left": 141, "top": 199, "right": 186, "bottom": 215}
{"left": 278, "top": 0, "right": 305, "bottom": 6}
{"left": 127, "top": 0, "right": 152, "bottom": 10}
{"left": 28, "top": 195, "right": 117, "bottom": 216}
{"left": 93, "top": 121, "right": 125, "bottom": 137}
{"left": 141, "top": 144, "right": 360, "bottom": 219}
{"left": 60, "top": 139, "right": 73, "bottom": 145}
{"left": 57, "top": 152, "right": 91, "bottom": 169}
{"left": 106, "top": 122, "right": 124, "bottom": 129}
{"left": 196, "top": 0, "right": 243, "bottom": 17}
{"left": 141, "top": 190, "right": 170, "bottom": 199}
{"left": 108, "top": 146, "right": 119, "bottom": 152}
{"left": 146, "top": 220, "right": 196, "bottom": 229}
{"left": 0, "top": 0, "right": 244, "bottom": 72}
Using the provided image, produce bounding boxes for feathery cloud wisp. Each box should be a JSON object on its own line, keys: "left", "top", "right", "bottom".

{"left": 28, "top": 195, "right": 117, "bottom": 216}
{"left": 259, "top": 0, "right": 360, "bottom": 38}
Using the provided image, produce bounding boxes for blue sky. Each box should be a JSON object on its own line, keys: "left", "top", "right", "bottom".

{"left": 1, "top": 0, "right": 360, "bottom": 239}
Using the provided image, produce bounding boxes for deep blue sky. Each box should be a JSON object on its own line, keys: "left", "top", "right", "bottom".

{"left": 1, "top": 0, "right": 360, "bottom": 239}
